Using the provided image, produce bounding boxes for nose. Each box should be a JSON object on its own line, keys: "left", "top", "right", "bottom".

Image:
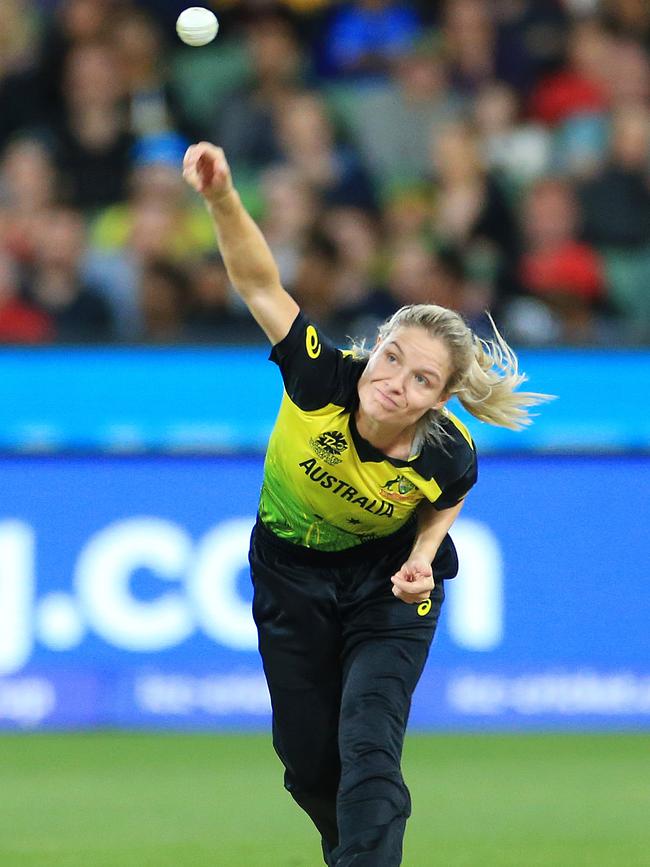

{"left": 385, "top": 371, "right": 407, "bottom": 394}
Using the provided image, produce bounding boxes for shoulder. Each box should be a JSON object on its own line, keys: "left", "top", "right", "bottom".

{"left": 440, "top": 408, "right": 475, "bottom": 455}
{"left": 412, "top": 409, "right": 478, "bottom": 507}
{"left": 270, "top": 312, "right": 365, "bottom": 411}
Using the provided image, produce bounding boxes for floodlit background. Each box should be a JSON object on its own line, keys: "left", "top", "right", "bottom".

{"left": 0, "top": 1, "right": 648, "bottom": 865}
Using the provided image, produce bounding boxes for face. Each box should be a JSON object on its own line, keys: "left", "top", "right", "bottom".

{"left": 524, "top": 181, "right": 576, "bottom": 248}
{"left": 64, "top": 44, "right": 123, "bottom": 109}
{"left": 357, "top": 326, "right": 452, "bottom": 430}
{"left": 35, "top": 209, "right": 85, "bottom": 269}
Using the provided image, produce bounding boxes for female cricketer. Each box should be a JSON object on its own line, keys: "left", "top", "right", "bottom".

{"left": 183, "top": 142, "right": 548, "bottom": 867}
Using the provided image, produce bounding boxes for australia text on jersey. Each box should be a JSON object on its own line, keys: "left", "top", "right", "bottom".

{"left": 298, "top": 458, "right": 395, "bottom": 517}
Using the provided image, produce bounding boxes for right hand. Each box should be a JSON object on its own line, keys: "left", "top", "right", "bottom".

{"left": 391, "top": 554, "right": 435, "bottom": 604}
{"left": 182, "top": 142, "right": 234, "bottom": 205}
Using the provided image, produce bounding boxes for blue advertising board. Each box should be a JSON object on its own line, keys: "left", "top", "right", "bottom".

{"left": 0, "top": 347, "right": 649, "bottom": 452}
{"left": 0, "top": 454, "right": 648, "bottom": 731}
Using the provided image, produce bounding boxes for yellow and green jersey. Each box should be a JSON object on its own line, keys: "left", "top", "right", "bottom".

{"left": 258, "top": 313, "right": 478, "bottom": 551}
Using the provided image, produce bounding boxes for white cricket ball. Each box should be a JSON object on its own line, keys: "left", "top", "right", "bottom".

{"left": 176, "top": 7, "right": 219, "bottom": 47}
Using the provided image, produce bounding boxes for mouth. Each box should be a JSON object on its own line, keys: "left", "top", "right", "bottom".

{"left": 375, "top": 387, "right": 399, "bottom": 409}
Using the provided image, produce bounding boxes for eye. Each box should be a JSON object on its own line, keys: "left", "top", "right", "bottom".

{"left": 386, "top": 352, "right": 397, "bottom": 363}
{"left": 414, "top": 374, "right": 429, "bottom": 386}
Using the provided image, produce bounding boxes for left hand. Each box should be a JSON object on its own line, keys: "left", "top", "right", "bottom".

{"left": 391, "top": 555, "right": 434, "bottom": 604}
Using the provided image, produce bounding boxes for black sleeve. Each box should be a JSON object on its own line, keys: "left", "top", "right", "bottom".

{"left": 432, "top": 452, "right": 478, "bottom": 510}
{"left": 269, "top": 313, "right": 360, "bottom": 411}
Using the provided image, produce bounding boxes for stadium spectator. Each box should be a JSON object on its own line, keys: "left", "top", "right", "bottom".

{"left": 429, "top": 120, "right": 519, "bottom": 303}
{"left": 87, "top": 192, "right": 210, "bottom": 341}
{"left": 553, "top": 35, "right": 650, "bottom": 178}
{"left": 0, "top": 249, "right": 52, "bottom": 344}
{"left": 602, "top": 0, "right": 650, "bottom": 47}
{"left": 138, "top": 258, "right": 190, "bottom": 343}
{"left": 528, "top": 18, "right": 611, "bottom": 127}
{"left": 442, "top": 0, "right": 495, "bottom": 95}
{"left": 579, "top": 106, "right": 650, "bottom": 249}
{"left": 37, "top": 0, "right": 118, "bottom": 128}
{"left": 320, "top": 205, "right": 384, "bottom": 302}
{"left": 322, "top": 0, "right": 422, "bottom": 79}
{"left": 336, "top": 39, "right": 465, "bottom": 189}
{"left": 275, "top": 90, "right": 377, "bottom": 209}
{"left": 0, "top": 137, "right": 60, "bottom": 265}
{"left": 0, "top": 0, "right": 45, "bottom": 150}
{"left": 576, "top": 103, "right": 650, "bottom": 340}
{"left": 383, "top": 239, "right": 495, "bottom": 339}
{"left": 211, "top": 13, "right": 307, "bottom": 174}
{"left": 473, "top": 81, "right": 552, "bottom": 191}
{"left": 84, "top": 132, "right": 215, "bottom": 338}
{"left": 185, "top": 253, "right": 262, "bottom": 343}
{"left": 381, "top": 185, "right": 432, "bottom": 242}
{"left": 112, "top": 7, "right": 202, "bottom": 141}
{"left": 90, "top": 132, "right": 214, "bottom": 258}
{"left": 288, "top": 229, "right": 345, "bottom": 328}
{"left": 258, "top": 164, "right": 320, "bottom": 289}
{"left": 518, "top": 177, "right": 606, "bottom": 343}
{"left": 386, "top": 238, "right": 443, "bottom": 307}
{"left": 24, "top": 205, "right": 114, "bottom": 342}
{"left": 607, "top": 36, "right": 650, "bottom": 107}
{"left": 48, "top": 41, "right": 133, "bottom": 210}
{"left": 314, "top": 205, "right": 393, "bottom": 342}
{"left": 491, "top": 0, "right": 567, "bottom": 95}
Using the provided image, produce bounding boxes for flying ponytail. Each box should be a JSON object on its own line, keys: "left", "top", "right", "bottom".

{"left": 453, "top": 316, "right": 550, "bottom": 430}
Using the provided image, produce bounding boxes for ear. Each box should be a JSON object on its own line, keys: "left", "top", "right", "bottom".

{"left": 432, "top": 392, "right": 450, "bottom": 412}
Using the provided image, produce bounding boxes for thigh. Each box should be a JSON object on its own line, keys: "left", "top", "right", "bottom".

{"left": 339, "top": 632, "right": 432, "bottom": 760}
{"left": 249, "top": 527, "right": 342, "bottom": 691}
{"left": 249, "top": 528, "right": 343, "bottom": 784}
{"left": 341, "top": 578, "right": 445, "bottom": 714}
{"left": 339, "top": 542, "right": 446, "bottom": 662}
{"left": 337, "top": 581, "right": 445, "bottom": 783}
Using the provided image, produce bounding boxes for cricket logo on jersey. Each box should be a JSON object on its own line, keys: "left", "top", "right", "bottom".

{"left": 310, "top": 430, "right": 349, "bottom": 466}
{"left": 380, "top": 474, "right": 420, "bottom": 504}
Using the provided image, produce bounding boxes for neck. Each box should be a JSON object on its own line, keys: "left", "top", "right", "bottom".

{"left": 354, "top": 405, "right": 416, "bottom": 460}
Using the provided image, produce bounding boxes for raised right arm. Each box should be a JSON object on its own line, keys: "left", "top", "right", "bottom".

{"left": 182, "top": 141, "right": 299, "bottom": 345}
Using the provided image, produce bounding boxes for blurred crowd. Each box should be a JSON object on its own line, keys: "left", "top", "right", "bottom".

{"left": 1, "top": 0, "right": 650, "bottom": 346}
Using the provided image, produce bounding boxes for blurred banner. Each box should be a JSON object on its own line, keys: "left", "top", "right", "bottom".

{"left": 0, "top": 454, "right": 648, "bottom": 731}
{"left": 0, "top": 348, "right": 649, "bottom": 452}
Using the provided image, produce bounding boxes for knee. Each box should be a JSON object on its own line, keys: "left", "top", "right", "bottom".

{"left": 337, "top": 752, "right": 411, "bottom": 824}
{"left": 284, "top": 764, "right": 339, "bottom": 800}
{"left": 340, "top": 691, "right": 406, "bottom": 761}
{"left": 279, "top": 746, "right": 340, "bottom": 797}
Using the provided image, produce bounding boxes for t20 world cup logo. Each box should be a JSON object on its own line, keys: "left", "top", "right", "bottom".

{"left": 310, "top": 430, "right": 349, "bottom": 466}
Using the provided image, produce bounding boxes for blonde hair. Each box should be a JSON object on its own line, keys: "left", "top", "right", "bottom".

{"left": 355, "top": 304, "right": 553, "bottom": 448}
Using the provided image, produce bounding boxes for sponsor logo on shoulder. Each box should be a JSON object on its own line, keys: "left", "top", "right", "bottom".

{"left": 305, "top": 325, "right": 321, "bottom": 359}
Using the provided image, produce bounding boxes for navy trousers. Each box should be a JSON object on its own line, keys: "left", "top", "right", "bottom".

{"left": 249, "top": 521, "right": 451, "bottom": 866}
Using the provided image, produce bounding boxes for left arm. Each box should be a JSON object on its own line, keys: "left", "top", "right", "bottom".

{"left": 391, "top": 499, "right": 465, "bottom": 603}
